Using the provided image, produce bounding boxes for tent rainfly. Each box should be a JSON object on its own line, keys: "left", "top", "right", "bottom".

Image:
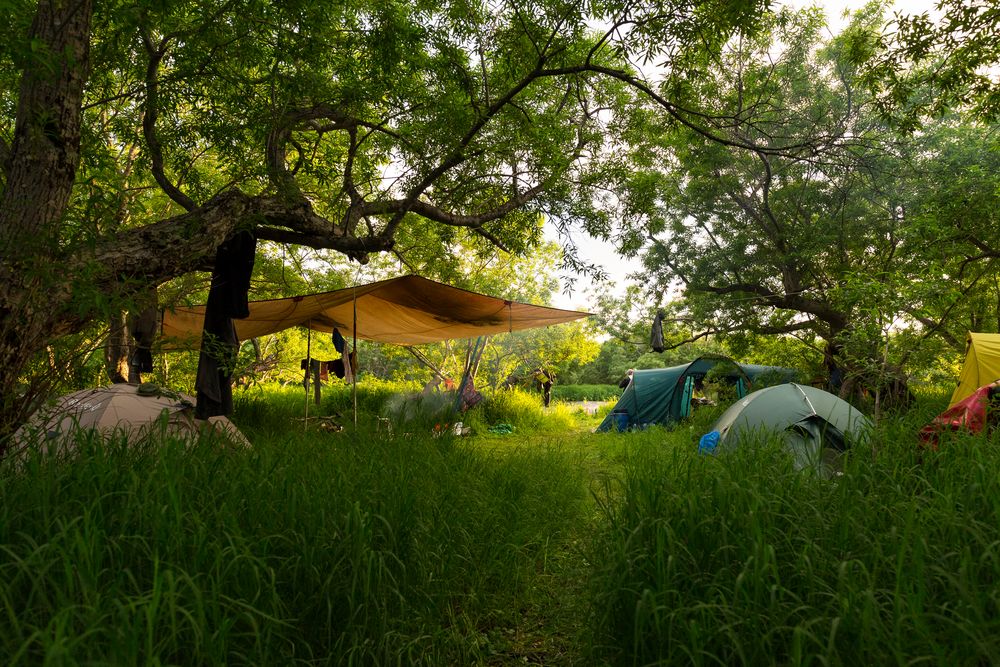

{"left": 708, "top": 383, "right": 871, "bottom": 473}
{"left": 160, "top": 275, "right": 590, "bottom": 348}
{"left": 949, "top": 332, "right": 1000, "bottom": 408}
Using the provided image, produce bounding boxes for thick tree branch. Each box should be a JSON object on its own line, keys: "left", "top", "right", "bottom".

{"left": 541, "top": 63, "right": 827, "bottom": 157}
{"left": 339, "top": 126, "right": 364, "bottom": 235}
{"left": 140, "top": 29, "right": 196, "bottom": 212}
{"left": 656, "top": 320, "right": 816, "bottom": 352}
{"left": 255, "top": 226, "right": 391, "bottom": 258}
{"left": 699, "top": 281, "right": 848, "bottom": 332}
{"left": 266, "top": 103, "right": 356, "bottom": 204}
{"left": 904, "top": 309, "right": 963, "bottom": 351}
{"left": 381, "top": 56, "right": 563, "bottom": 240}
{"left": 358, "top": 182, "right": 547, "bottom": 229}
{"left": 900, "top": 264, "right": 997, "bottom": 360}
{"left": 71, "top": 191, "right": 383, "bottom": 294}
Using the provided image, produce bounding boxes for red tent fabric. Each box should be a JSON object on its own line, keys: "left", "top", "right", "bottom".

{"left": 920, "top": 382, "right": 1000, "bottom": 448}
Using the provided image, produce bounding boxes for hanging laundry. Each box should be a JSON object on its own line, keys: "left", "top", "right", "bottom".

{"left": 343, "top": 349, "right": 355, "bottom": 385}
{"left": 128, "top": 304, "right": 158, "bottom": 374}
{"left": 650, "top": 310, "right": 666, "bottom": 353}
{"left": 196, "top": 230, "right": 257, "bottom": 419}
{"left": 332, "top": 327, "right": 346, "bottom": 354}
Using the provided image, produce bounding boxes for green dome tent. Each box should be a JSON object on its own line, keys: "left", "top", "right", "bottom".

{"left": 707, "top": 383, "right": 871, "bottom": 471}
{"left": 596, "top": 356, "right": 798, "bottom": 432}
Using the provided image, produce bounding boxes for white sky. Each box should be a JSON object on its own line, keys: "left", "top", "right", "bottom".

{"left": 547, "top": 0, "right": 939, "bottom": 310}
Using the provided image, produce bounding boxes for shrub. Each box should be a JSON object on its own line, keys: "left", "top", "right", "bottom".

{"left": 553, "top": 384, "right": 621, "bottom": 402}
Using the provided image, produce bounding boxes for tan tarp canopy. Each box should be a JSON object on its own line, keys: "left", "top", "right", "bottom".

{"left": 949, "top": 332, "right": 1000, "bottom": 407}
{"left": 160, "top": 275, "right": 590, "bottom": 349}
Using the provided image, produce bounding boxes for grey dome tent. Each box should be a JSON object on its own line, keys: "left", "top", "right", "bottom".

{"left": 707, "top": 383, "right": 871, "bottom": 471}
{"left": 596, "top": 355, "right": 798, "bottom": 432}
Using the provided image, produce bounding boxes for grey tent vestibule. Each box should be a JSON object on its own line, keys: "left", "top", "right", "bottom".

{"left": 707, "top": 382, "right": 871, "bottom": 472}
{"left": 596, "top": 355, "right": 798, "bottom": 432}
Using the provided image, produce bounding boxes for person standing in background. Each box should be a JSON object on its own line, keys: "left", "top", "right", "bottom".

{"left": 534, "top": 367, "right": 554, "bottom": 408}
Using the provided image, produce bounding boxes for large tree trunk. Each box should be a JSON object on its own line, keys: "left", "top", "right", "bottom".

{"left": 0, "top": 0, "right": 93, "bottom": 441}
{"left": 0, "top": 0, "right": 92, "bottom": 254}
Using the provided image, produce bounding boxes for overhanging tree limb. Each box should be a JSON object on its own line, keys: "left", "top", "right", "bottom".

{"left": 140, "top": 28, "right": 197, "bottom": 213}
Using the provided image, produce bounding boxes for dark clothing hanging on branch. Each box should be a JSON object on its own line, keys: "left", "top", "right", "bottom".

{"left": 650, "top": 310, "right": 666, "bottom": 353}
{"left": 128, "top": 305, "right": 159, "bottom": 375}
{"left": 328, "top": 327, "right": 357, "bottom": 383}
{"left": 328, "top": 351, "right": 357, "bottom": 380}
{"left": 195, "top": 230, "right": 257, "bottom": 419}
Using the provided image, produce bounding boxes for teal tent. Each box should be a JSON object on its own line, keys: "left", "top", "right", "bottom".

{"left": 597, "top": 356, "right": 795, "bottom": 432}
{"left": 708, "top": 383, "right": 871, "bottom": 471}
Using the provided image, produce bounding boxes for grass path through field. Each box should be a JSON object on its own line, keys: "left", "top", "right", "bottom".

{"left": 466, "top": 415, "right": 666, "bottom": 665}
{"left": 465, "top": 428, "right": 598, "bottom": 665}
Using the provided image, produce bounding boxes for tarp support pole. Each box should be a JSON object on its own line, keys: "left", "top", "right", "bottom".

{"left": 304, "top": 321, "right": 311, "bottom": 429}
{"left": 453, "top": 336, "right": 484, "bottom": 414}
{"left": 406, "top": 346, "right": 448, "bottom": 381}
{"left": 352, "top": 287, "right": 358, "bottom": 427}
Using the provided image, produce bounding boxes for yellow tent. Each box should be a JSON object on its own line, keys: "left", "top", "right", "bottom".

{"left": 160, "top": 275, "right": 590, "bottom": 348}
{"left": 950, "top": 332, "right": 1000, "bottom": 407}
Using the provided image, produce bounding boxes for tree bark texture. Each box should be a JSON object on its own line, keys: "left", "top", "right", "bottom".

{"left": 0, "top": 0, "right": 93, "bottom": 440}
{"left": 0, "top": 0, "right": 92, "bottom": 254}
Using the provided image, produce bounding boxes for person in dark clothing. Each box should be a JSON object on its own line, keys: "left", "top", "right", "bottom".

{"left": 618, "top": 369, "right": 634, "bottom": 389}
{"left": 195, "top": 229, "right": 256, "bottom": 419}
{"left": 824, "top": 341, "right": 843, "bottom": 394}
{"left": 534, "top": 367, "right": 554, "bottom": 407}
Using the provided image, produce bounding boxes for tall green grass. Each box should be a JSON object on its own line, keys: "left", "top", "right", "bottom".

{"left": 586, "top": 393, "right": 1000, "bottom": 665}
{"left": 0, "top": 386, "right": 590, "bottom": 664}
{"left": 6, "top": 381, "right": 1000, "bottom": 665}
